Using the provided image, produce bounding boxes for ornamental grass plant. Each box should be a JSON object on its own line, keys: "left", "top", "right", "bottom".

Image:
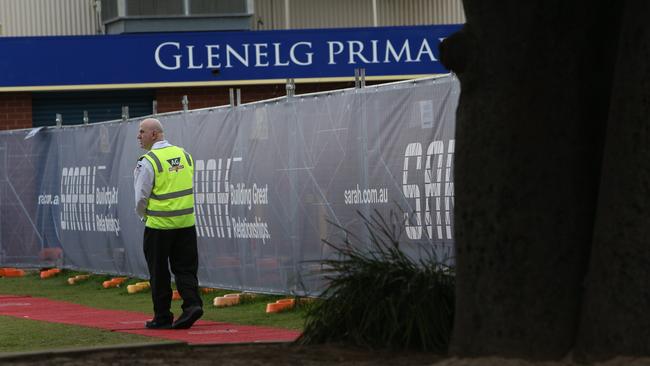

{"left": 297, "top": 210, "right": 455, "bottom": 353}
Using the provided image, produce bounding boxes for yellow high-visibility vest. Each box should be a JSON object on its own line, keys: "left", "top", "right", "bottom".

{"left": 140, "top": 145, "right": 195, "bottom": 229}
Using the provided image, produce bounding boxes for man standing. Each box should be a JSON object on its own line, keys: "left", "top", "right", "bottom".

{"left": 134, "top": 118, "right": 203, "bottom": 329}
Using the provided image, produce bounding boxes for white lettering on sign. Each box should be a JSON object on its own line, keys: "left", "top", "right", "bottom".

{"left": 273, "top": 43, "right": 290, "bottom": 66}
{"left": 343, "top": 184, "right": 389, "bottom": 205}
{"left": 327, "top": 41, "right": 344, "bottom": 65}
{"left": 225, "top": 44, "right": 250, "bottom": 68}
{"left": 58, "top": 165, "right": 120, "bottom": 236}
{"left": 194, "top": 157, "right": 271, "bottom": 243}
{"left": 402, "top": 140, "right": 455, "bottom": 241}
{"left": 155, "top": 42, "right": 181, "bottom": 70}
{"left": 290, "top": 42, "right": 313, "bottom": 66}
{"left": 403, "top": 142, "right": 423, "bottom": 240}
{"left": 254, "top": 43, "right": 269, "bottom": 67}
{"left": 206, "top": 45, "right": 221, "bottom": 68}
{"left": 186, "top": 45, "right": 203, "bottom": 69}
{"left": 154, "top": 38, "right": 439, "bottom": 71}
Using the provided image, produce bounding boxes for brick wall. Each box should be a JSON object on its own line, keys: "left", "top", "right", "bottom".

{"left": 155, "top": 82, "right": 361, "bottom": 113}
{"left": 0, "top": 93, "right": 32, "bottom": 130}
{"left": 0, "top": 82, "right": 390, "bottom": 129}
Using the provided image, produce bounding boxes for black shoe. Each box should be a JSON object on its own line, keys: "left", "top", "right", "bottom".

{"left": 145, "top": 318, "right": 173, "bottom": 329}
{"left": 172, "top": 306, "right": 203, "bottom": 329}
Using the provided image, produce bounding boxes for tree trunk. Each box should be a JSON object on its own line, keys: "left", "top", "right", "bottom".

{"left": 576, "top": 0, "right": 650, "bottom": 360}
{"left": 441, "top": 1, "right": 621, "bottom": 358}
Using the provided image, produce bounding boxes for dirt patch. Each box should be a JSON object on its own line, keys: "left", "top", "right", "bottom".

{"left": 1, "top": 343, "right": 649, "bottom": 366}
{"left": 0, "top": 343, "right": 440, "bottom": 366}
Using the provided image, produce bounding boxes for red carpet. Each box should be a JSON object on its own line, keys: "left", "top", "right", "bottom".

{"left": 0, "top": 295, "right": 301, "bottom": 344}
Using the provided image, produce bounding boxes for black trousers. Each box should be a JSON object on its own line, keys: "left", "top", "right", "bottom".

{"left": 143, "top": 225, "right": 203, "bottom": 320}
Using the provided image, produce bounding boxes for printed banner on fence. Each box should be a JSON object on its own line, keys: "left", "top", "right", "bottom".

{"left": 0, "top": 75, "right": 458, "bottom": 295}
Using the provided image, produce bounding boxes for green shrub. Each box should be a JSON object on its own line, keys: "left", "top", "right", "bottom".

{"left": 297, "top": 210, "right": 455, "bottom": 352}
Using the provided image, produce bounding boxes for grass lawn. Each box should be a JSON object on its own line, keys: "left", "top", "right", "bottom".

{"left": 0, "top": 269, "right": 308, "bottom": 354}
{"left": 0, "top": 315, "right": 158, "bottom": 354}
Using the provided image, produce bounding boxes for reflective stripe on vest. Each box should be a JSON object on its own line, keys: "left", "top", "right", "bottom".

{"left": 146, "top": 151, "right": 163, "bottom": 173}
{"left": 140, "top": 145, "right": 195, "bottom": 229}
{"left": 150, "top": 187, "right": 193, "bottom": 200}
{"left": 145, "top": 207, "right": 194, "bottom": 217}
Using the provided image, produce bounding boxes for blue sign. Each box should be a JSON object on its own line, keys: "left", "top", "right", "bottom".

{"left": 0, "top": 25, "right": 461, "bottom": 90}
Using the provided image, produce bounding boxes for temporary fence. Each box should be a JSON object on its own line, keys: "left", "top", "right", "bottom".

{"left": 0, "top": 75, "right": 458, "bottom": 295}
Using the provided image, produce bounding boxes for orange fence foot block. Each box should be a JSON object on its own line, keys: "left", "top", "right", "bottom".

{"left": 40, "top": 268, "right": 61, "bottom": 279}
{"left": 67, "top": 274, "right": 90, "bottom": 285}
{"left": 213, "top": 293, "right": 257, "bottom": 308}
{"left": 265, "top": 298, "right": 296, "bottom": 313}
{"left": 102, "top": 277, "right": 128, "bottom": 289}
{"left": 1, "top": 268, "right": 26, "bottom": 277}
{"left": 213, "top": 294, "right": 240, "bottom": 307}
{"left": 127, "top": 282, "right": 150, "bottom": 294}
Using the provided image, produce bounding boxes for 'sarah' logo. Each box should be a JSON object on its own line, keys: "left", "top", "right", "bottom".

{"left": 167, "top": 157, "right": 184, "bottom": 172}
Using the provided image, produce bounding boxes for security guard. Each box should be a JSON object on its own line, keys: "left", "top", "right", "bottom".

{"left": 134, "top": 118, "right": 203, "bottom": 329}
